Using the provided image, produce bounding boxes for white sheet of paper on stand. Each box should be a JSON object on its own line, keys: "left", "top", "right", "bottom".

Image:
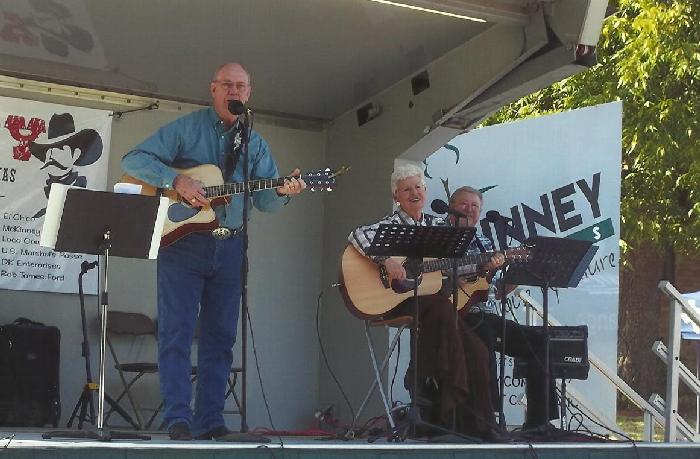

{"left": 113, "top": 182, "right": 142, "bottom": 194}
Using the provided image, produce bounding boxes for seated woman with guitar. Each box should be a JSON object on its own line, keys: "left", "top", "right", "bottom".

{"left": 344, "top": 164, "right": 501, "bottom": 439}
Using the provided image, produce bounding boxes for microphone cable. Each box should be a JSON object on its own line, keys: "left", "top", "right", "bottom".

{"left": 246, "top": 306, "right": 285, "bottom": 456}
{"left": 316, "top": 284, "right": 356, "bottom": 431}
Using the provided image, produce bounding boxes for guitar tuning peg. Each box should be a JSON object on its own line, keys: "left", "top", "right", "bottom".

{"left": 326, "top": 186, "right": 332, "bottom": 192}
{"left": 311, "top": 187, "right": 316, "bottom": 192}
{"left": 325, "top": 167, "right": 330, "bottom": 172}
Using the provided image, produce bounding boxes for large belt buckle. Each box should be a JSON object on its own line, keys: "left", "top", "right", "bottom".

{"left": 211, "top": 227, "right": 232, "bottom": 240}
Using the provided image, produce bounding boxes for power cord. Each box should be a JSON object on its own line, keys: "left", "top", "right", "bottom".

{"left": 246, "top": 307, "right": 284, "bottom": 457}
{"left": 316, "top": 284, "right": 356, "bottom": 426}
{"left": 507, "top": 301, "right": 549, "bottom": 375}
{"left": 559, "top": 389, "right": 637, "bottom": 443}
{"left": 389, "top": 333, "right": 403, "bottom": 408}
{"left": 552, "top": 384, "right": 641, "bottom": 459}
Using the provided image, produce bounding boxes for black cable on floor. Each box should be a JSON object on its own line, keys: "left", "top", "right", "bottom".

{"left": 316, "top": 285, "right": 356, "bottom": 424}
{"left": 246, "top": 307, "right": 283, "bottom": 458}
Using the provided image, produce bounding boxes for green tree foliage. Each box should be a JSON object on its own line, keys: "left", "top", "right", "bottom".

{"left": 486, "top": 0, "right": 700, "bottom": 255}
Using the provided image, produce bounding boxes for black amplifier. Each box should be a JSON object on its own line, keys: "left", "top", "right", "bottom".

{"left": 513, "top": 325, "right": 590, "bottom": 381}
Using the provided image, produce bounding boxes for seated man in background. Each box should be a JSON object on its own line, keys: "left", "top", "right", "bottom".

{"left": 446, "top": 186, "right": 558, "bottom": 429}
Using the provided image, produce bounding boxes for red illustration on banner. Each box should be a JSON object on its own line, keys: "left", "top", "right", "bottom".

{"left": 0, "top": 5, "right": 94, "bottom": 57}
{"left": 0, "top": 12, "right": 39, "bottom": 46}
{"left": 4, "top": 115, "right": 46, "bottom": 161}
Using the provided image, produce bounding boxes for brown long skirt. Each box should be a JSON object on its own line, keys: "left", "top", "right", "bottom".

{"left": 390, "top": 294, "right": 495, "bottom": 435}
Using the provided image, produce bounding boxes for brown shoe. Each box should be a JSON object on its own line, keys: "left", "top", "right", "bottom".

{"left": 168, "top": 422, "right": 192, "bottom": 441}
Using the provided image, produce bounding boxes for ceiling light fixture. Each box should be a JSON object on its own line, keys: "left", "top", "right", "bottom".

{"left": 367, "top": 0, "right": 487, "bottom": 23}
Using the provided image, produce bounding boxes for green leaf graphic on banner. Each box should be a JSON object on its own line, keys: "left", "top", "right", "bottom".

{"left": 422, "top": 157, "right": 432, "bottom": 178}
{"left": 443, "top": 144, "right": 460, "bottom": 164}
{"left": 566, "top": 218, "right": 615, "bottom": 243}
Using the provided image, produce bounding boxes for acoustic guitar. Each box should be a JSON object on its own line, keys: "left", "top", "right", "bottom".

{"left": 122, "top": 164, "right": 348, "bottom": 246}
{"left": 338, "top": 244, "right": 530, "bottom": 319}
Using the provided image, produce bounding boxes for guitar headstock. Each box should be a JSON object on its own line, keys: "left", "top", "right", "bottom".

{"left": 505, "top": 246, "right": 531, "bottom": 264}
{"left": 301, "top": 165, "right": 351, "bottom": 192}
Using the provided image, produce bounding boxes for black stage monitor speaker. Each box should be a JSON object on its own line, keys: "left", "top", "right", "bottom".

{"left": 513, "top": 325, "right": 590, "bottom": 381}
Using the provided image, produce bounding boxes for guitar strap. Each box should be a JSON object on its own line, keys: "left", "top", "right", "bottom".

{"left": 215, "top": 123, "right": 245, "bottom": 229}
{"left": 223, "top": 124, "right": 244, "bottom": 180}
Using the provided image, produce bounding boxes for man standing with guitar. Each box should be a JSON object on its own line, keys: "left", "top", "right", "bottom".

{"left": 121, "top": 62, "right": 306, "bottom": 441}
{"left": 447, "top": 186, "right": 557, "bottom": 429}
{"left": 346, "top": 164, "right": 497, "bottom": 439}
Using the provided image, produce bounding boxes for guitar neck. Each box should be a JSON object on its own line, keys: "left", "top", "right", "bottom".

{"left": 204, "top": 177, "right": 286, "bottom": 198}
{"left": 421, "top": 252, "right": 495, "bottom": 274}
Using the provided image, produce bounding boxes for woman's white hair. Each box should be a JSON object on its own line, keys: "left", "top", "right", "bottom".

{"left": 390, "top": 163, "right": 425, "bottom": 194}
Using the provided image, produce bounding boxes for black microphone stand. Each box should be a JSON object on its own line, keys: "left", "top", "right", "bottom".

{"left": 449, "top": 215, "right": 462, "bottom": 431}
{"left": 495, "top": 223, "right": 509, "bottom": 430}
{"left": 234, "top": 109, "right": 271, "bottom": 442}
{"left": 453, "top": 211, "right": 505, "bottom": 435}
{"left": 239, "top": 110, "right": 251, "bottom": 434}
{"left": 432, "top": 200, "right": 481, "bottom": 434}
{"left": 380, "top": 225, "right": 477, "bottom": 443}
{"left": 66, "top": 261, "right": 98, "bottom": 429}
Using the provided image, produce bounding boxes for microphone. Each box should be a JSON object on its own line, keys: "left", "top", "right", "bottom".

{"left": 485, "top": 210, "right": 512, "bottom": 223}
{"left": 431, "top": 199, "right": 468, "bottom": 219}
{"left": 430, "top": 199, "right": 449, "bottom": 214}
{"left": 227, "top": 99, "right": 246, "bottom": 116}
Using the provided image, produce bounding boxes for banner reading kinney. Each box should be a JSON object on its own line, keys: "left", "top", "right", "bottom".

{"left": 425, "top": 101, "right": 622, "bottom": 425}
{"left": 0, "top": 96, "right": 111, "bottom": 293}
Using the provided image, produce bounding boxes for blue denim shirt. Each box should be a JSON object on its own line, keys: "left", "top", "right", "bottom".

{"left": 122, "top": 107, "right": 287, "bottom": 228}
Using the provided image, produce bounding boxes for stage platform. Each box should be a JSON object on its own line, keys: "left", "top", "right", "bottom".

{"left": 1, "top": 429, "right": 699, "bottom": 459}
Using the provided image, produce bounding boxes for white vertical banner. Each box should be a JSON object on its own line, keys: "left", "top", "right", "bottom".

{"left": 0, "top": 96, "right": 111, "bottom": 293}
{"left": 391, "top": 102, "right": 622, "bottom": 426}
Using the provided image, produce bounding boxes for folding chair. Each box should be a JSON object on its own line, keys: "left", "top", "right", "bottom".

{"left": 105, "top": 310, "right": 242, "bottom": 430}
{"left": 104, "top": 310, "right": 158, "bottom": 429}
{"left": 350, "top": 315, "right": 412, "bottom": 434}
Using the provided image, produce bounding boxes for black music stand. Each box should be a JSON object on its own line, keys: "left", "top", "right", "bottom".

{"left": 366, "top": 223, "right": 477, "bottom": 441}
{"left": 42, "top": 188, "right": 164, "bottom": 441}
{"left": 504, "top": 236, "right": 597, "bottom": 433}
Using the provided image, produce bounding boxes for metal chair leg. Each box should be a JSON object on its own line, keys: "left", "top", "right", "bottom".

{"left": 351, "top": 321, "right": 407, "bottom": 430}
{"left": 106, "top": 336, "right": 145, "bottom": 429}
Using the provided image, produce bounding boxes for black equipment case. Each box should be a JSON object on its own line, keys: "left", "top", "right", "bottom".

{"left": 0, "top": 318, "right": 61, "bottom": 427}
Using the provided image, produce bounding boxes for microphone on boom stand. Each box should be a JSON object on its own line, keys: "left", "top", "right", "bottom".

{"left": 430, "top": 199, "right": 468, "bottom": 220}
{"left": 227, "top": 100, "right": 249, "bottom": 116}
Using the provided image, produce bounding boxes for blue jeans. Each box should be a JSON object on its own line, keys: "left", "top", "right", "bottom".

{"left": 157, "top": 231, "right": 243, "bottom": 435}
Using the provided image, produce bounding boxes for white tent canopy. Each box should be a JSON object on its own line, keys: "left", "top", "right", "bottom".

{"left": 1, "top": 0, "right": 608, "bottom": 130}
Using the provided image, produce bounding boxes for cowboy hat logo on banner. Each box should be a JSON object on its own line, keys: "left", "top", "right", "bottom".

{"left": 28, "top": 112, "right": 103, "bottom": 218}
